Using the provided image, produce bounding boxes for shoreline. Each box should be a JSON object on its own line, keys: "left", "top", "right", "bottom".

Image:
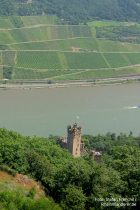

{"left": 0, "top": 76, "right": 140, "bottom": 90}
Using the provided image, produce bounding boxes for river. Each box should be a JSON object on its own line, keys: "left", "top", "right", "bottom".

{"left": 0, "top": 83, "right": 140, "bottom": 137}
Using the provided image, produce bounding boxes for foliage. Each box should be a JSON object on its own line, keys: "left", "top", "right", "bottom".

{"left": 27, "top": 151, "right": 53, "bottom": 181}
{"left": 96, "top": 24, "right": 140, "bottom": 44}
{"left": 9, "top": 16, "right": 24, "bottom": 28}
{"left": 0, "top": 190, "right": 62, "bottom": 210}
{"left": 0, "top": 128, "right": 140, "bottom": 209}
{"left": 3, "top": 66, "right": 13, "bottom": 79}
{"left": 0, "top": 164, "right": 16, "bottom": 176}
{"left": 1, "top": 0, "right": 140, "bottom": 24}
{"left": 0, "top": 0, "right": 15, "bottom": 16}
{"left": 27, "top": 187, "right": 36, "bottom": 199}
{"left": 60, "top": 186, "right": 86, "bottom": 210}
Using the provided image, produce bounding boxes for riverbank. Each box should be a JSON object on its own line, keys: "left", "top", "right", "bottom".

{"left": 0, "top": 75, "right": 140, "bottom": 90}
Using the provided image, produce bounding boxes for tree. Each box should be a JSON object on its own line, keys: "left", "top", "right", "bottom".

{"left": 27, "top": 151, "right": 52, "bottom": 181}
{"left": 60, "top": 185, "right": 86, "bottom": 210}
{"left": 3, "top": 66, "right": 13, "bottom": 79}
{"left": 52, "top": 159, "right": 91, "bottom": 202}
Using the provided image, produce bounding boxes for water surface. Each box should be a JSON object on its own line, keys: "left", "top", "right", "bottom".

{"left": 0, "top": 84, "right": 140, "bottom": 136}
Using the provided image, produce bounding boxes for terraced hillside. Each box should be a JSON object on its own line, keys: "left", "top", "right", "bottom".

{"left": 1, "top": 16, "right": 140, "bottom": 81}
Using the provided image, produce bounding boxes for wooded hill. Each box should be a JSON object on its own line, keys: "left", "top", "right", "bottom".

{"left": 0, "top": 128, "right": 140, "bottom": 209}
{"left": 1, "top": 0, "right": 140, "bottom": 24}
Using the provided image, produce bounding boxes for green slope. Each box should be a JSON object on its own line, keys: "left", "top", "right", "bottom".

{"left": 1, "top": 16, "right": 140, "bottom": 81}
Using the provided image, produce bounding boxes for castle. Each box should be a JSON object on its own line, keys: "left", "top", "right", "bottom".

{"left": 67, "top": 123, "right": 84, "bottom": 157}
{"left": 59, "top": 123, "right": 84, "bottom": 157}
{"left": 59, "top": 123, "right": 102, "bottom": 160}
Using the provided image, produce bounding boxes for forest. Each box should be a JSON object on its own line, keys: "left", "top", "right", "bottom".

{"left": 1, "top": 0, "right": 140, "bottom": 24}
{"left": 0, "top": 128, "right": 140, "bottom": 209}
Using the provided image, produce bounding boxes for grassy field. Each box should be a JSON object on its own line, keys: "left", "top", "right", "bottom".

{"left": 0, "top": 16, "right": 140, "bottom": 81}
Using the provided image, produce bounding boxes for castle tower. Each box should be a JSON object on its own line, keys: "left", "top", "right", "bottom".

{"left": 67, "top": 123, "right": 82, "bottom": 157}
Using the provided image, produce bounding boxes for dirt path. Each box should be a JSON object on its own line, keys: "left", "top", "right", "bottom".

{"left": 0, "top": 24, "right": 89, "bottom": 31}
{"left": 1, "top": 63, "right": 140, "bottom": 71}
{"left": 6, "top": 37, "right": 91, "bottom": 46}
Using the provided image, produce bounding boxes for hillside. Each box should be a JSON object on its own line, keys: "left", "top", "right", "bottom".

{"left": 0, "top": 170, "right": 61, "bottom": 209}
{"left": 1, "top": 0, "right": 140, "bottom": 24}
{"left": 0, "top": 171, "right": 45, "bottom": 198}
{"left": 0, "top": 16, "right": 140, "bottom": 81}
{"left": 0, "top": 128, "right": 140, "bottom": 209}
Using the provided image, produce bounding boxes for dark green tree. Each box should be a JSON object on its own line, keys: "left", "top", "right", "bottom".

{"left": 61, "top": 185, "right": 86, "bottom": 210}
